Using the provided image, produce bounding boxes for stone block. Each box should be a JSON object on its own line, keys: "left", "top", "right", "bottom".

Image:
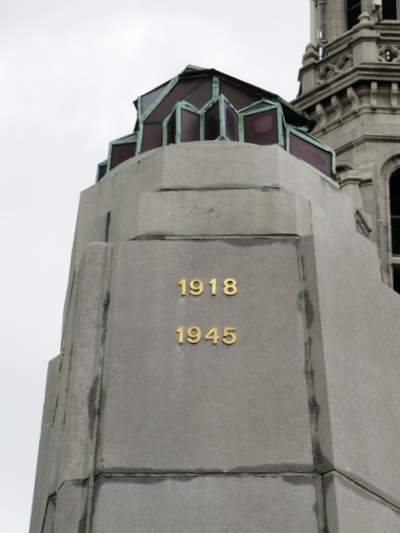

{"left": 29, "top": 356, "right": 61, "bottom": 533}
{"left": 71, "top": 148, "right": 164, "bottom": 270}
{"left": 58, "top": 243, "right": 113, "bottom": 484}
{"left": 324, "top": 472, "right": 400, "bottom": 533}
{"left": 308, "top": 203, "right": 400, "bottom": 503}
{"left": 91, "top": 475, "right": 319, "bottom": 533}
{"left": 54, "top": 481, "right": 88, "bottom": 533}
{"left": 161, "top": 141, "right": 280, "bottom": 190}
{"left": 137, "top": 189, "right": 312, "bottom": 237}
{"left": 97, "top": 239, "right": 313, "bottom": 472}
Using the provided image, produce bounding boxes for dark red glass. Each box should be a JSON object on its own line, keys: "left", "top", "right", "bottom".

{"left": 244, "top": 109, "right": 278, "bottom": 145}
{"left": 141, "top": 124, "right": 163, "bottom": 152}
{"left": 224, "top": 104, "right": 238, "bottom": 141}
{"left": 289, "top": 133, "right": 332, "bottom": 176}
{"left": 181, "top": 110, "right": 200, "bottom": 142}
{"left": 167, "top": 112, "right": 176, "bottom": 145}
{"left": 220, "top": 80, "right": 260, "bottom": 110}
{"left": 146, "top": 78, "right": 209, "bottom": 122}
{"left": 185, "top": 78, "right": 212, "bottom": 109}
{"left": 141, "top": 83, "right": 168, "bottom": 114}
{"left": 204, "top": 102, "right": 220, "bottom": 140}
{"left": 110, "top": 143, "right": 136, "bottom": 169}
{"left": 97, "top": 163, "right": 107, "bottom": 181}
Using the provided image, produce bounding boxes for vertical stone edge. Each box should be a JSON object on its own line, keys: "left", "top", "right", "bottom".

{"left": 29, "top": 355, "right": 62, "bottom": 533}
{"left": 297, "top": 233, "right": 335, "bottom": 533}
{"left": 29, "top": 243, "right": 113, "bottom": 533}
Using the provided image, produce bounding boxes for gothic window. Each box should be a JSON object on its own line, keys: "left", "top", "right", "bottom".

{"left": 382, "top": 0, "right": 399, "bottom": 19}
{"left": 346, "top": 0, "right": 362, "bottom": 30}
{"left": 390, "top": 169, "right": 400, "bottom": 292}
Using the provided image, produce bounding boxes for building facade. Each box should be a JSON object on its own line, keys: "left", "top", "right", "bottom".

{"left": 295, "top": 0, "right": 400, "bottom": 291}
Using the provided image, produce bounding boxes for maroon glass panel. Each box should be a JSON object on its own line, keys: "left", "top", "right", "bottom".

{"left": 141, "top": 123, "right": 163, "bottom": 152}
{"left": 185, "top": 78, "right": 212, "bottom": 109}
{"left": 141, "top": 83, "right": 168, "bottom": 114}
{"left": 242, "top": 101, "right": 269, "bottom": 113}
{"left": 244, "top": 109, "right": 278, "bottom": 145}
{"left": 146, "top": 78, "right": 209, "bottom": 123}
{"left": 167, "top": 112, "right": 176, "bottom": 145}
{"left": 181, "top": 110, "right": 200, "bottom": 142}
{"left": 110, "top": 142, "right": 136, "bottom": 170}
{"left": 97, "top": 163, "right": 107, "bottom": 181}
{"left": 204, "top": 102, "right": 220, "bottom": 140}
{"left": 220, "top": 80, "right": 260, "bottom": 110}
{"left": 224, "top": 104, "right": 238, "bottom": 140}
{"left": 289, "top": 133, "right": 332, "bottom": 177}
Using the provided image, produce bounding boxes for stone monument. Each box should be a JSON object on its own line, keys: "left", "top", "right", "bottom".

{"left": 30, "top": 66, "right": 400, "bottom": 532}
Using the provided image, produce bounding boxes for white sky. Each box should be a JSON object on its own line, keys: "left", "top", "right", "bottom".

{"left": 0, "top": 1, "right": 309, "bottom": 531}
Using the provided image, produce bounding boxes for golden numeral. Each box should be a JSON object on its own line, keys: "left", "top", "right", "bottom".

{"left": 222, "top": 327, "right": 237, "bottom": 345}
{"left": 176, "top": 327, "right": 237, "bottom": 345}
{"left": 187, "top": 326, "right": 202, "bottom": 344}
{"left": 209, "top": 278, "right": 217, "bottom": 296}
{"left": 176, "top": 326, "right": 185, "bottom": 345}
{"left": 223, "top": 278, "right": 238, "bottom": 296}
{"left": 178, "top": 278, "right": 238, "bottom": 296}
{"left": 204, "top": 327, "right": 220, "bottom": 345}
{"left": 178, "top": 279, "right": 187, "bottom": 296}
{"left": 189, "top": 279, "right": 204, "bottom": 296}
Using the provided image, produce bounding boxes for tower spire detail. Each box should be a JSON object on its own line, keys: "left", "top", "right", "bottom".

{"left": 295, "top": 0, "right": 400, "bottom": 290}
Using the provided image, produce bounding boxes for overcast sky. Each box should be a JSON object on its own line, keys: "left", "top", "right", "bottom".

{"left": 1, "top": 1, "right": 309, "bottom": 531}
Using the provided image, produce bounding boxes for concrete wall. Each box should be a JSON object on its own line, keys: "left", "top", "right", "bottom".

{"left": 31, "top": 143, "right": 400, "bottom": 532}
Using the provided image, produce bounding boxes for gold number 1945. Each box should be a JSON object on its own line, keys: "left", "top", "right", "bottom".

{"left": 176, "top": 327, "right": 237, "bottom": 345}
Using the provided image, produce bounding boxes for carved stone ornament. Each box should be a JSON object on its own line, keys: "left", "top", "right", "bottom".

{"left": 378, "top": 44, "right": 400, "bottom": 64}
{"left": 317, "top": 53, "right": 354, "bottom": 84}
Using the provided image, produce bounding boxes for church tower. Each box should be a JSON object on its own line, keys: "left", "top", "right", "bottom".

{"left": 295, "top": 0, "right": 400, "bottom": 291}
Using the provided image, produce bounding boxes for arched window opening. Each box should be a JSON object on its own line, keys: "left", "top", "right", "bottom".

{"left": 390, "top": 169, "right": 400, "bottom": 254}
{"left": 390, "top": 169, "right": 400, "bottom": 293}
{"left": 382, "top": 0, "right": 398, "bottom": 20}
{"left": 393, "top": 266, "right": 400, "bottom": 293}
{"left": 346, "top": 0, "right": 362, "bottom": 30}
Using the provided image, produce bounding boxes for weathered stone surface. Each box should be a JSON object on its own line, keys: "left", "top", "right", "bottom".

{"left": 41, "top": 499, "right": 55, "bottom": 533}
{"left": 71, "top": 148, "right": 164, "bottom": 270}
{"left": 54, "top": 482, "right": 88, "bottom": 533}
{"left": 58, "top": 243, "right": 112, "bottom": 483}
{"left": 161, "top": 141, "right": 280, "bottom": 190}
{"left": 29, "top": 356, "right": 61, "bottom": 533}
{"left": 309, "top": 201, "right": 400, "bottom": 503}
{"left": 324, "top": 472, "right": 400, "bottom": 533}
{"left": 92, "top": 475, "right": 319, "bottom": 533}
{"left": 70, "top": 143, "right": 346, "bottom": 265}
{"left": 30, "top": 141, "right": 400, "bottom": 533}
{"left": 137, "top": 189, "right": 312, "bottom": 237}
{"left": 97, "top": 239, "right": 313, "bottom": 472}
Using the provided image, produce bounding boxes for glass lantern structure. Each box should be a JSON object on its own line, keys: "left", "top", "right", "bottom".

{"left": 97, "top": 66, "right": 336, "bottom": 181}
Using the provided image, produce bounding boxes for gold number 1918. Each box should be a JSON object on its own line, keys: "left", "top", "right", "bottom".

{"left": 178, "top": 278, "right": 238, "bottom": 297}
